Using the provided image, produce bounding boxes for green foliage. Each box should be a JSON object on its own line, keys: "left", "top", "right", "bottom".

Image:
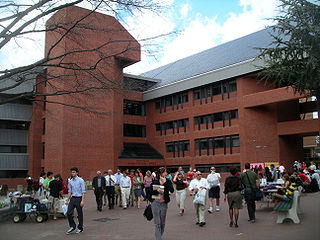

{"left": 258, "top": 0, "right": 320, "bottom": 98}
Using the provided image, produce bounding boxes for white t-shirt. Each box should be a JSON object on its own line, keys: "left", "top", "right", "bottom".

{"left": 189, "top": 178, "right": 209, "bottom": 192}
{"left": 279, "top": 165, "right": 285, "bottom": 173}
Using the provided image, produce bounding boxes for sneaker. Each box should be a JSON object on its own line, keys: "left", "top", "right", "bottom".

{"left": 249, "top": 220, "right": 255, "bottom": 223}
{"left": 208, "top": 207, "right": 213, "bottom": 213}
{"left": 76, "top": 229, "right": 83, "bottom": 234}
{"left": 66, "top": 227, "right": 75, "bottom": 235}
{"left": 199, "top": 222, "right": 206, "bottom": 227}
{"left": 216, "top": 206, "right": 220, "bottom": 212}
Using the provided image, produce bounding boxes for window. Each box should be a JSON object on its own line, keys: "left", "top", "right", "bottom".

{"left": 193, "top": 89, "right": 200, "bottom": 100}
{"left": 230, "top": 110, "right": 238, "bottom": 119}
{"left": 229, "top": 79, "right": 237, "bottom": 92}
{"left": 42, "top": 118, "right": 46, "bottom": 135}
{"left": 123, "top": 100, "right": 145, "bottom": 116}
{"left": 155, "top": 101, "right": 160, "bottom": 109}
{"left": 166, "top": 143, "right": 174, "bottom": 152}
{"left": 123, "top": 124, "right": 146, "bottom": 137}
{"left": 165, "top": 96, "right": 173, "bottom": 106}
{"left": 42, "top": 142, "right": 45, "bottom": 160}
{"left": 232, "top": 135, "right": 240, "bottom": 147}
{"left": 214, "top": 112, "right": 223, "bottom": 122}
{"left": 166, "top": 140, "right": 190, "bottom": 157}
{"left": 212, "top": 84, "right": 221, "bottom": 96}
{"left": 156, "top": 123, "right": 161, "bottom": 131}
{"left": 0, "top": 145, "right": 27, "bottom": 153}
{"left": 0, "top": 120, "right": 30, "bottom": 130}
{"left": 214, "top": 137, "right": 224, "bottom": 148}
{"left": 0, "top": 170, "right": 28, "bottom": 178}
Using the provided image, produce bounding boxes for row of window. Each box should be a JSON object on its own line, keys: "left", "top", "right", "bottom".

{"left": 123, "top": 99, "right": 145, "bottom": 116}
{"left": 165, "top": 134, "right": 240, "bottom": 158}
{"left": 195, "top": 135, "right": 239, "bottom": 156}
{"left": 194, "top": 110, "right": 238, "bottom": 129}
{"left": 0, "top": 120, "right": 29, "bottom": 130}
{"left": 166, "top": 141, "right": 190, "bottom": 158}
{"left": 155, "top": 92, "right": 189, "bottom": 112}
{"left": 193, "top": 79, "right": 237, "bottom": 103}
{"left": 0, "top": 145, "right": 27, "bottom": 153}
{"left": 155, "top": 118, "right": 189, "bottom": 135}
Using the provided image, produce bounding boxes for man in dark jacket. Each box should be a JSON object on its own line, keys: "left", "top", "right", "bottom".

{"left": 49, "top": 174, "right": 63, "bottom": 219}
{"left": 92, "top": 171, "right": 106, "bottom": 211}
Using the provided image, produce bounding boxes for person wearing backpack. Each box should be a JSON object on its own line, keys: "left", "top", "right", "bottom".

{"left": 206, "top": 166, "right": 221, "bottom": 213}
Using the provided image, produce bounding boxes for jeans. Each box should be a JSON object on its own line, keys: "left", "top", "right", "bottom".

{"left": 244, "top": 189, "right": 256, "bottom": 221}
{"left": 67, "top": 197, "right": 83, "bottom": 230}
{"left": 152, "top": 201, "right": 168, "bottom": 240}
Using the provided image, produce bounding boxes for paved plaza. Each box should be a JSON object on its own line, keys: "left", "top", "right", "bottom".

{"left": 1, "top": 190, "right": 319, "bottom": 240}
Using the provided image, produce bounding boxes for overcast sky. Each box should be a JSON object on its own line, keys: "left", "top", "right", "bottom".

{"left": 0, "top": 0, "right": 280, "bottom": 75}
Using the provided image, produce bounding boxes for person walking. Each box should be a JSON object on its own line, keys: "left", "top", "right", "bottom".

{"left": 133, "top": 171, "right": 143, "bottom": 208}
{"left": 103, "top": 171, "right": 108, "bottom": 206}
{"left": 114, "top": 168, "right": 123, "bottom": 207}
{"left": 92, "top": 171, "right": 105, "bottom": 212}
{"left": 206, "top": 166, "right": 221, "bottom": 213}
{"left": 149, "top": 167, "right": 174, "bottom": 240}
{"left": 120, "top": 171, "right": 131, "bottom": 209}
{"left": 223, "top": 167, "right": 243, "bottom": 228}
{"left": 105, "top": 169, "right": 116, "bottom": 209}
{"left": 240, "top": 163, "right": 260, "bottom": 223}
{"left": 189, "top": 171, "right": 209, "bottom": 227}
{"left": 48, "top": 174, "right": 63, "bottom": 220}
{"left": 65, "top": 167, "right": 86, "bottom": 234}
{"left": 144, "top": 170, "right": 153, "bottom": 205}
{"left": 173, "top": 172, "right": 188, "bottom": 216}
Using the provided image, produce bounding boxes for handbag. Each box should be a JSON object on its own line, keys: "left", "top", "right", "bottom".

{"left": 193, "top": 188, "right": 206, "bottom": 205}
{"left": 143, "top": 204, "right": 153, "bottom": 221}
{"left": 244, "top": 172, "right": 262, "bottom": 201}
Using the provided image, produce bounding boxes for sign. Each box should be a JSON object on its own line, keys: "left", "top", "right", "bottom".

{"left": 250, "top": 163, "right": 264, "bottom": 169}
{"left": 264, "top": 162, "right": 279, "bottom": 168}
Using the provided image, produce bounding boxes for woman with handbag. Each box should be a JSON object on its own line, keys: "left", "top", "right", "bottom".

{"left": 188, "top": 171, "right": 209, "bottom": 227}
{"left": 223, "top": 167, "right": 243, "bottom": 228}
{"left": 173, "top": 172, "right": 188, "bottom": 216}
{"left": 149, "top": 167, "right": 174, "bottom": 240}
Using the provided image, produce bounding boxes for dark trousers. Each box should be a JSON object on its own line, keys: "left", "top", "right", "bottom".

{"left": 67, "top": 197, "right": 83, "bottom": 230}
{"left": 94, "top": 188, "right": 104, "bottom": 210}
{"left": 106, "top": 186, "right": 115, "bottom": 208}
{"left": 244, "top": 189, "right": 256, "bottom": 221}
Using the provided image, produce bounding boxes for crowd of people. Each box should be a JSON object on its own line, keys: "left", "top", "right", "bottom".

{"left": 23, "top": 160, "right": 320, "bottom": 238}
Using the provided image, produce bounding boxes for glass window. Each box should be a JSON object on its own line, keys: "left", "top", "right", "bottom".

{"left": 194, "top": 89, "right": 200, "bottom": 100}
{"left": 230, "top": 110, "right": 238, "bottom": 119}
{"left": 232, "top": 135, "right": 240, "bottom": 147}
{"left": 214, "top": 112, "right": 223, "bottom": 121}
{"left": 0, "top": 145, "right": 27, "bottom": 153}
{"left": 166, "top": 143, "right": 174, "bottom": 152}
{"left": 182, "top": 93, "right": 188, "bottom": 103}
{"left": 165, "top": 96, "right": 173, "bottom": 106}
{"left": 229, "top": 79, "right": 237, "bottom": 92}
{"left": 212, "top": 84, "right": 221, "bottom": 96}
{"left": 0, "top": 120, "right": 30, "bottom": 130}
{"left": 184, "top": 141, "right": 190, "bottom": 151}
{"left": 123, "top": 99, "right": 145, "bottom": 116}
{"left": 123, "top": 124, "right": 146, "bottom": 137}
{"left": 155, "top": 101, "right": 160, "bottom": 109}
{"left": 155, "top": 123, "right": 161, "bottom": 131}
{"left": 214, "top": 137, "right": 224, "bottom": 148}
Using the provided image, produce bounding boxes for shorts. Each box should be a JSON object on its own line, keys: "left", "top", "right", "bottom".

{"left": 48, "top": 196, "right": 60, "bottom": 210}
{"left": 209, "top": 186, "right": 220, "bottom": 199}
{"left": 283, "top": 195, "right": 290, "bottom": 201}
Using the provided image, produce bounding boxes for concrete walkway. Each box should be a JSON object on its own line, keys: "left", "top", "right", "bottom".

{"left": 1, "top": 190, "right": 319, "bottom": 240}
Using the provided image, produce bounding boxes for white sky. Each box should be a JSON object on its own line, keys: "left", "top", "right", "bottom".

{"left": 0, "top": 0, "right": 280, "bottom": 75}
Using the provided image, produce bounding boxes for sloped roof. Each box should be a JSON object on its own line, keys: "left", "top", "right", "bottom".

{"left": 141, "top": 27, "right": 276, "bottom": 90}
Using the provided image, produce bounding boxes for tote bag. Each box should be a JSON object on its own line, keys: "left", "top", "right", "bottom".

{"left": 193, "top": 188, "right": 206, "bottom": 205}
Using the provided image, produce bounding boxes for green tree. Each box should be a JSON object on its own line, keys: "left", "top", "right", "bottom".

{"left": 258, "top": 0, "right": 320, "bottom": 105}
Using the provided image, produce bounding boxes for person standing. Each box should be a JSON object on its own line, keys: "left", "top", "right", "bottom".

{"left": 129, "top": 169, "right": 135, "bottom": 207}
{"left": 206, "top": 166, "right": 221, "bottom": 213}
{"left": 149, "top": 167, "right": 174, "bottom": 240}
{"left": 189, "top": 171, "right": 209, "bottom": 227}
{"left": 92, "top": 171, "right": 105, "bottom": 212}
{"left": 114, "top": 168, "right": 123, "bottom": 207}
{"left": 105, "top": 169, "right": 116, "bottom": 209}
{"left": 223, "top": 168, "right": 243, "bottom": 228}
{"left": 186, "top": 167, "right": 195, "bottom": 183}
{"left": 65, "top": 167, "right": 86, "bottom": 234}
{"left": 48, "top": 174, "right": 63, "bottom": 220}
{"left": 173, "top": 172, "right": 188, "bottom": 216}
{"left": 120, "top": 171, "right": 131, "bottom": 209}
{"left": 103, "top": 171, "right": 108, "bottom": 206}
{"left": 279, "top": 163, "right": 285, "bottom": 176}
{"left": 240, "top": 163, "right": 260, "bottom": 223}
{"left": 43, "top": 171, "right": 54, "bottom": 197}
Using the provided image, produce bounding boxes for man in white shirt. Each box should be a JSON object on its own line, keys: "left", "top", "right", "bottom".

{"left": 206, "top": 166, "right": 221, "bottom": 213}
{"left": 105, "top": 169, "right": 116, "bottom": 209}
{"left": 189, "top": 171, "right": 209, "bottom": 227}
{"left": 120, "top": 171, "right": 131, "bottom": 209}
{"left": 114, "top": 169, "right": 123, "bottom": 207}
{"left": 279, "top": 163, "right": 285, "bottom": 176}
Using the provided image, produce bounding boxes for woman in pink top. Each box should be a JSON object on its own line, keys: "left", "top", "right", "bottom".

{"left": 144, "top": 170, "right": 153, "bottom": 205}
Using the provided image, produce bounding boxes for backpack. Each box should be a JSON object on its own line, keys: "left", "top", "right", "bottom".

{"left": 32, "top": 179, "right": 40, "bottom": 191}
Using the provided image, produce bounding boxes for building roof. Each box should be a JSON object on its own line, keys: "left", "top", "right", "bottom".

{"left": 119, "top": 142, "right": 164, "bottom": 159}
{"left": 141, "top": 27, "right": 277, "bottom": 101}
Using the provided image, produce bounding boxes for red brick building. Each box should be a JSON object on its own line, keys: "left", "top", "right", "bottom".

{"left": 1, "top": 6, "right": 319, "bottom": 187}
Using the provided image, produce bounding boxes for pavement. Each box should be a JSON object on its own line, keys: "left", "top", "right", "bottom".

{"left": 0, "top": 190, "right": 319, "bottom": 240}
